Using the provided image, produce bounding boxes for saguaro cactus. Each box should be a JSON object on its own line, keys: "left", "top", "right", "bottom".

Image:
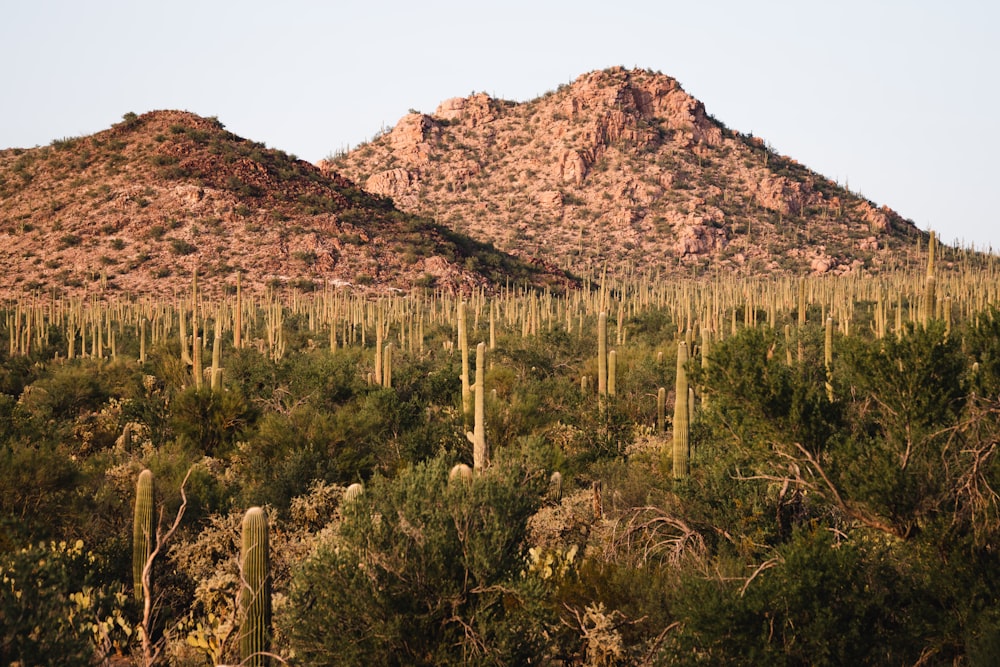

{"left": 700, "top": 326, "right": 711, "bottom": 409}
{"left": 597, "top": 312, "right": 608, "bottom": 397}
{"left": 449, "top": 463, "right": 474, "bottom": 484}
{"left": 922, "top": 230, "right": 937, "bottom": 327}
{"left": 344, "top": 483, "right": 365, "bottom": 503}
{"left": 383, "top": 343, "right": 393, "bottom": 389}
{"left": 548, "top": 471, "right": 563, "bottom": 503}
{"left": 240, "top": 507, "right": 271, "bottom": 667}
{"left": 467, "top": 342, "right": 488, "bottom": 470}
{"left": 132, "top": 469, "right": 154, "bottom": 602}
{"left": 139, "top": 317, "right": 147, "bottom": 364}
{"left": 234, "top": 271, "right": 243, "bottom": 350}
{"left": 210, "top": 318, "right": 222, "bottom": 392}
{"left": 672, "top": 341, "right": 690, "bottom": 479}
{"left": 458, "top": 301, "right": 471, "bottom": 421}
{"left": 824, "top": 316, "right": 834, "bottom": 402}
{"left": 657, "top": 387, "right": 666, "bottom": 434}
{"left": 192, "top": 332, "right": 203, "bottom": 389}
{"left": 608, "top": 349, "right": 617, "bottom": 397}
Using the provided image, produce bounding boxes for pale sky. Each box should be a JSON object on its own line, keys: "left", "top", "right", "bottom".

{"left": 3, "top": 1, "right": 997, "bottom": 250}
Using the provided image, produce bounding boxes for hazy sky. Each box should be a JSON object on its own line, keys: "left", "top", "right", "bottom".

{"left": 3, "top": 1, "right": 996, "bottom": 249}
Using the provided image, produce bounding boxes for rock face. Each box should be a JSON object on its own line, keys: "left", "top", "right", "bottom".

{"left": 329, "top": 67, "right": 922, "bottom": 276}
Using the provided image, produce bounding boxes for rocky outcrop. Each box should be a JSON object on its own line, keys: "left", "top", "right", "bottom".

{"left": 329, "top": 67, "right": 922, "bottom": 277}
{"left": 366, "top": 168, "right": 414, "bottom": 200}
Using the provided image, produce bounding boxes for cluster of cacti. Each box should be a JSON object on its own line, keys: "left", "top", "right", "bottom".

{"left": 5, "top": 230, "right": 987, "bottom": 372}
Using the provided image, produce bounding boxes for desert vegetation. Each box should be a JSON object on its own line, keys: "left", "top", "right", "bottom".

{"left": 2, "top": 244, "right": 1000, "bottom": 665}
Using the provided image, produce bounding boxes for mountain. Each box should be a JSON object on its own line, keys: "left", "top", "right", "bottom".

{"left": 0, "top": 110, "right": 568, "bottom": 297}
{"left": 326, "top": 66, "right": 924, "bottom": 277}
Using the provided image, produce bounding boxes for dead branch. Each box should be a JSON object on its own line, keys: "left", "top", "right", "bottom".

{"left": 140, "top": 466, "right": 193, "bottom": 667}
{"left": 607, "top": 506, "right": 706, "bottom": 567}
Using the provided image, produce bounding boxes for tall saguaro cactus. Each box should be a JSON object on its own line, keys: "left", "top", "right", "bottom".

{"left": 597, "top": 312, "right": 608, "bottom": 397}
{"left": 458, "top": 301, "right": 471, "bottom": 421}
{"left": 607, "top": 349, "right": 617, "bottom": 397}
{"left": 210, "top": 317, "right": 222, "bottom": 392}
{"left": 139, "top": 317, "right": 147, "bottom": 364}
{"left": 922, "top": 230, "right": 937, "bottom": 327}
{"left": 383, "top": 343, "right": 393, "bottom": 389}
{"left": 467, "top": 342, "right": 488, "bottom": 470}
{"left": 672, "top": 341, "right": 690, "bottom": 479}
{"left": 824, "top": 316, "right": 834, "bottom": 402}
{"left": 234, "top": 271, "right": 243, "bottom": 350}
{"left": 132, "top": 469, "right": 154, "bottom": 602}
{"left": 240, "top": 507, "right": 271, "bottom": 667}
{"left": 657, "top": 387, "right": 666, "bottom": 434}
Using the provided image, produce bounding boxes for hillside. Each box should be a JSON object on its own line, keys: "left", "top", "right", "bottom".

{"left": 0, "top": 111, "right": 568, "bottom": 297}
{"left": 327, "top": 67, "right": 925, "bottom": 277}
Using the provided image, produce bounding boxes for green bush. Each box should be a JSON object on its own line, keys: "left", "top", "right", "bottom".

{"left": 285, "top": 452, "right": 550, "bottom": 665}
{"left": 0, "top": 540, "right": 128, "bottom": 666}
{"left": 168, "top": 387, "right": 256, "bottom": 456}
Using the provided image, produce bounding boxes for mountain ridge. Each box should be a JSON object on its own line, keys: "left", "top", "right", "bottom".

{"left": 0, "top": 110, "right": 569, "bottom": 297}
{"left": 326, "top": 66, "right": 924, "bottom": 277}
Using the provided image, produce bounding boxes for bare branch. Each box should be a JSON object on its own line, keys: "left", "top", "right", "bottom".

{"left": 607, "top": 506, "right": 706, "bottom": 567}
{"left": 739, "top": 556, "right": 782, "bottom": 598}
{"left": 140, "top": 465, "right": 194, "bottom": 667}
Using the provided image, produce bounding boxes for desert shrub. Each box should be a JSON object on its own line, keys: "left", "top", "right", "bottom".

{"left": 284, "top": 451, "right": 551, "bottom": 665}
{"left": 168, "top": 387, "right": 256, "bottom": 457}
{"left": 0, "top": 540, "right": 128, "bottom": 666}
{"left": 0, "top": 441, "right": 80, "bottom": 545}
{"left": 665, "top": 527, "right": 917, "bottom": 666}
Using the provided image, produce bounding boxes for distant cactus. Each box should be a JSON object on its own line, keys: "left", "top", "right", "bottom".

{"left": 467, "top": 342, "right": 488, "bottom": 470}
{"left": 132, "top": 469, "right": 154, "bottom": 602}
{"left": 598, "top": 312, "right": 608, "bottom": 397}
{"left": 672, "top": 341, "right": 689, "bottom": 479}
{"left": 344, "top": 483, "right": 365, "bottom": 503}
{"left": 700, "top": 326, "right": 711, "bottom": 408}
{"left": 923, "top": 230, "right": 937, "bottom": 327}
{"left": 449, "top": 463, "right": 474, "bottom": 484}
{"left": 458, "top": 301, "right": 471, "bottom": 421}
{"left": 383, "top": 343, "right": 393, "bottom": 389}
{"left": 210, "top": 318, "right": 222, "bottom": 392}
{"left": 657, "top": 387, "right": 666, "bottom": 434}
{"left": 548, "top": 471, "right": 563, "bottom": 503}
{"left": 825, "top": 316, "right": 834, "bottom": 402}
{"left": 608, "top": 349, "right": 617, "bottom": 397}
{"left": 240, "top": 507, "right": 271, "bottom": 667}
{"left": 139, "top": 317, "right": 147, "bottom": 364}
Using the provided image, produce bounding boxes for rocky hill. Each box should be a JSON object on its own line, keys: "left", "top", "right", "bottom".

{"left": 0, "top": 111, "right": 567, "bottom": 297}
{"left": 327, "top": 67, "right": 924, "bottom": 277}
